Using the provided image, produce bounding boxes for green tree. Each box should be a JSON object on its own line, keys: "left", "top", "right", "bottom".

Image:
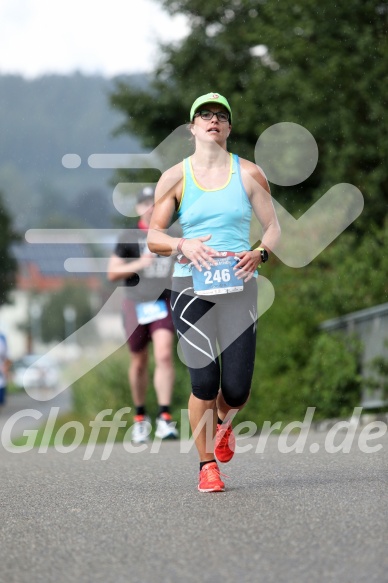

{"left": 40, "top": 283, "right": 97, "bottom": 343}
{"left": 110, "top": 0, "right": 387, "bottom": 227}
{"left": 107, "top": 1, "right": 388, "bottom": 424}
{"left": 0, "top": 189, "right": 18, "bottom": 305}
{"left": 301, "top": 332, "right": 363, "bottom": 419}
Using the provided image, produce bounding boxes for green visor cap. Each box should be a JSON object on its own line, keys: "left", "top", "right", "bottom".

{"left": 190, "top": 92, "right": 232, "bottom": 123}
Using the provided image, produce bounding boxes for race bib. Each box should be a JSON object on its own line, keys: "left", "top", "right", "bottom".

{"left": 135, "top": 300, "right": 168, "bottom": 325}
{"left": 192, "top": 256, "right": 243, "bottom": 296}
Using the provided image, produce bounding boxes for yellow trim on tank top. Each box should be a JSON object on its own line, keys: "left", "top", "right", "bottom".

{"left": 189, "top": 152, "right": 233, "bottom": 192}
{"left": 177, "top": 153, "right": 233, "bottom": 212}
{"left": 177, "top": 160, "right": 186, "bottom": 213}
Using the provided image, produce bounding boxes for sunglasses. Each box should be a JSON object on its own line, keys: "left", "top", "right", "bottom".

{"left": 194, "top": 110, "right": 230, "bottom": 123}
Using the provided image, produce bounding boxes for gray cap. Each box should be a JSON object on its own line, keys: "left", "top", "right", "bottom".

{"left": 137, "top": 186, "right": 155, "bottom": 204}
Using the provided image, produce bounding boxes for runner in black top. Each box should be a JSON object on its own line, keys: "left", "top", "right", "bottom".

{"left": 107, "top": 187, "right": 178, "bottom": 443}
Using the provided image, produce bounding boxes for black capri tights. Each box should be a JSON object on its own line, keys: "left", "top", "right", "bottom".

{"left": 170, "top": 276, "right": 258, "bottom": 408}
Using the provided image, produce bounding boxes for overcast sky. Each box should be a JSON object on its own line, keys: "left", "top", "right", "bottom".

{"left": 0, "top": 0, "right": 189, "bottom": 78}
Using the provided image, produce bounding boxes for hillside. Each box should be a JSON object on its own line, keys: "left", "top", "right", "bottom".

{"left": 0, "top": 73, "right": 148, "bottom": 232}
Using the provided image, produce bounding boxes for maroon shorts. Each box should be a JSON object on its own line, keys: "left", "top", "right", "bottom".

{"left": 122, "top": 297, "right": 175, "bottom": 353}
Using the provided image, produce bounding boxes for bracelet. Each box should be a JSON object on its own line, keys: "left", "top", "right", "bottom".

{"left": 177, "top": 238, "right": 186, "bottom": 255}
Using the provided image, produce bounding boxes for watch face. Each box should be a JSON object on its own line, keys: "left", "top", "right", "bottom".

{"left": 261, "top": 249, "right": 269, "bottom": 263}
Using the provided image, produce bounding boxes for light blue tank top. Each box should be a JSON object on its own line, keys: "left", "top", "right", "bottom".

{"left": 173, "top": 153, "right": 254, "bottom": 277}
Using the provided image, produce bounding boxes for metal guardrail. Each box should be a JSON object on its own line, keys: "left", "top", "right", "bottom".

{"left": 320, "top": 303, "right": 388, "bottom": 408}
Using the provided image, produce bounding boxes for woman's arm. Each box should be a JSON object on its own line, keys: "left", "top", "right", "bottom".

{"left": 106, "top": 253, "right": 153, "bottom": 282}
{"left": 148, "top": 164, "right": 220, "bottom": 270}
{"left": 233, "top": 159, "right": 281, "bottom": 279}
{"left": 147, "top": 166, "right": 183, "bottom": 257}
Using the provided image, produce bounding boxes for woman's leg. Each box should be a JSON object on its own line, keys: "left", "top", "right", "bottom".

{"left": 188, "top": 394, "right": 218, "bottom": 461}
{"left": 128, "top": 347, "right": 149, "bottom": 407}
{"left": 171, "top": 278, "right": 220, "bottom": 460}
{"left": 217, "top": 278, "right": 258, "bottom": 416}
{"left": 151, "top": 328, "right": 175, "bottom": 407}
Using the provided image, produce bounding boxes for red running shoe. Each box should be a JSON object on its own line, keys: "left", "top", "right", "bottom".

{"left": 198, "top": 461, "right": 225, "bottom": 493}
{"left": 215, "top": 422, "right": 235, "bottom": 463}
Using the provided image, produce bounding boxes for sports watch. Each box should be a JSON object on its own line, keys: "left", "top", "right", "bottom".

{"left": 257, "top": 247, "right": 269, "bottom": 263}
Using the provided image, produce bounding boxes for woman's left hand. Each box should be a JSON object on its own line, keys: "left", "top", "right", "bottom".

{"left": 234, "top": 250, "right": 262, "bottom": 281}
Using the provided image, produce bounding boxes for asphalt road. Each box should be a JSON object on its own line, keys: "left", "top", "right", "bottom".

{"left": 0, "top": 388, "right": 72, "bottom": 441}
{"left": 0, "top": 401, "right": 387, "bottom": 583}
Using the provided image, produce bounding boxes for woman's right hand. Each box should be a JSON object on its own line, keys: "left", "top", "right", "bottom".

{"left": 180, "top": 235, "right": 220, "bottom": 271}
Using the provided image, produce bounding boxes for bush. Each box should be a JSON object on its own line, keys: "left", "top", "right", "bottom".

{"left": 301, "top": 332, "right": 363, "bottom": 419}
{"left": 71, "top": 342, "right": 192, "bottom": 433}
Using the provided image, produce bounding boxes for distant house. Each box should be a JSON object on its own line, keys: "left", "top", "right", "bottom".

{"left": 12, "top": 241, "right": 102, "bottom": 293}
{"left": 0, "top": 240, "right": 105, "bottom": 358}
{"left": 320, "top": 303, "right": 388, "bottom": 408}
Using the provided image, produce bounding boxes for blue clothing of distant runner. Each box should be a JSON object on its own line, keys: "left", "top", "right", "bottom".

{"left": 147, "top": 92, "right": 281, "bottom": 492}
{"left": 0, "top": 332, "right": 9, "bottom": 407}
